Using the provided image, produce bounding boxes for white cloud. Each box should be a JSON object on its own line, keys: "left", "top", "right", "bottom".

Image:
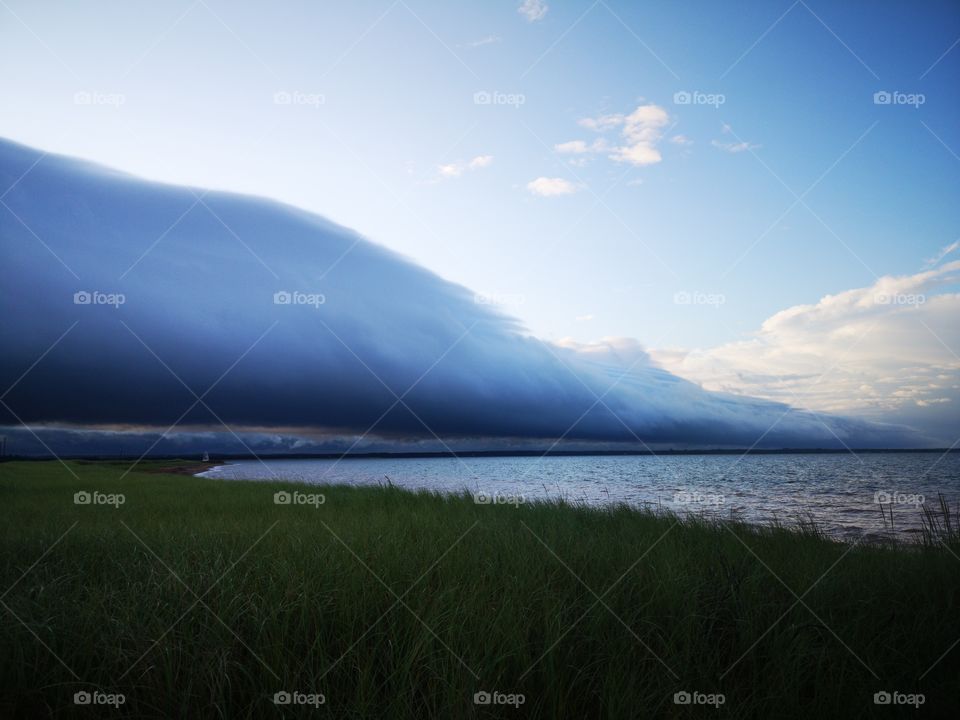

{"left": 518, "top": 0, "right": 548, "bottom": 22}
{"left": 556, "top": 138, "right": 609, "bottom": 154}
{"left": 650, "top": 261, "right": 960, "bottom": 439}
{"left": 611, "top": 104, "right": 671, "bottom": 165}
{"left": 555, "top": 140, "right": 590, "bottom": 154}
{"left": 670, "top": 134, "right": 693, "bottom": 146}
{"left": 468, "top": 154, "right": 493, "bottom": 169}
{"left": 437, "top": 155, "right": 493, "bottom": 179}
{"left": 527, "top": 176, "right": 579, "bottom": 196}
{"left": 576, "top": 104, "right": 671, "bottom": 167}
{"left": 613, "top": 141, "right": 662, "bottom": 165}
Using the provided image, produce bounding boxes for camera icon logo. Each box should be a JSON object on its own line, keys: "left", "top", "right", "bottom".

{"left": 873, "top": 691, "right": 891, "bottom": 705}
{"left": 274, "top": 491, "right": 292, "bottom": 505}
{"left": 273, "top": 291, "right": 292, "bottom": 305}
{"left": 673, "top": 691, "right": 692, "bottom": 705}
{"left": 74, "top": 691, "right": 92, "bottom": 705}
{"left": 473, "top": 91, "right": 491, "bottom": 105}
{"left": 874, "top": 490, "right": 892, "bottom": 504}
{"left": 673, "top": 91, "right": 692, "bottom": 105}
{"left": 273, "top": 691, "right": 292, "bottom": 705}
{"left": 873, "top": 91, "right": 892, "bottom": 105}
{"left": 74, "top": 291, "right": 92, "bottom": 305}
{"left": 474, "top": 691, "right": 492, "bottom": 705}
{"left": 273, "top": 91, "right": 292, "bottom": 105}
{"left": 74, "top": 491, "right": 92, "bottom": 505}
{"left": 473, "top": 491, "right": 491, "bottom": 505}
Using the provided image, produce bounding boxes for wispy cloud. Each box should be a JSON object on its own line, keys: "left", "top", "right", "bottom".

{"left": 518, "top": 0, "right": 548, "bottom": 23}
{"left": 578, "top": 114, "right": 625, "bottom": 132}
{"left": 462, "top": 35, "right": 501, "bottom": 48}
{"left": 711, "top": 139, "right": 759, "bottom": 153}
{"left": 925, "top": 239, "right": 960, "bottom": 268}
{"left": 712, "top": 123, "right": 760, "bottom": 153}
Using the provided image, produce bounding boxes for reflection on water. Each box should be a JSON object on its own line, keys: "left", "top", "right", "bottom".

{"left": 199, "top": 453, "right": 960, "bottom": 541}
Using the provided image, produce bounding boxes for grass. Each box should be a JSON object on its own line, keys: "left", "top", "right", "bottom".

{"left": 1, "top": 460, "right": 958, "bottom": 718}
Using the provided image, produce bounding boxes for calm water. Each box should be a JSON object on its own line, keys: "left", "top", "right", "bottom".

{"left": 199, "top": 453, "right": 960, "bottom": 541}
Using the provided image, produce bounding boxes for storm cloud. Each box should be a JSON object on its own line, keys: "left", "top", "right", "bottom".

{"left": 0, "top": 138, "right": 922, "bottom": 453}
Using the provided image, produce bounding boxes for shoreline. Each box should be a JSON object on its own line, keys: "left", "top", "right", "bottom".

{"left": 144, "top": 461, "right": 226, "bottom": 476}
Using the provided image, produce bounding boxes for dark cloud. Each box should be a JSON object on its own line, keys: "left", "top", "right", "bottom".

{"left": 0, "top": 138, "right": 924, "bottom": 454}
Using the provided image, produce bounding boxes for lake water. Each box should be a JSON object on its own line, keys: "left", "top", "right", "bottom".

{"left": 198, "top": 452, "right": 960, "bottom": 541}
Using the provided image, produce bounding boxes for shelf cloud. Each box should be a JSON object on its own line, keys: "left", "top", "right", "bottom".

{"left": 0, "top": 138, "right": 926, "bottom": 454}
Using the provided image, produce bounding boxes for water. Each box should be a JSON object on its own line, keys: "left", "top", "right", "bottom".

{"left": 199, "top": 452, "right": 960, "bottom": 541}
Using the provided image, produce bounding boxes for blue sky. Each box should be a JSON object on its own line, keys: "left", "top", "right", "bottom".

{"left": 1, "top": 0, "right": 958, "bottom": 440}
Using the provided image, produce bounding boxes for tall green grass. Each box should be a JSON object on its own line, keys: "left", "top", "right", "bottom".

{"left": 0, "top": 460, "right": 957, "bottom": 718}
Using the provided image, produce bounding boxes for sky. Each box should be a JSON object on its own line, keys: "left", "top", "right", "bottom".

{"left": 1, "top": 0, "right": 958, "bottom": 450}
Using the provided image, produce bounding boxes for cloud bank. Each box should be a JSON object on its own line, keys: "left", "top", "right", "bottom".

{"left": 652, "top": 262, "right": 960, "bottom": 445}
{"left": 0, "top": 138, "right": 926, "bottom": 455}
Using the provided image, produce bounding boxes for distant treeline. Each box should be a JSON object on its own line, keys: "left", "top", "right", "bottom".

{"left": 2, "top": 447, "right": 957, "bottom": 462}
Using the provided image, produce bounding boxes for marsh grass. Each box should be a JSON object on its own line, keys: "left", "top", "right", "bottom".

{"left": 920, "top": 493, "right": 960, "bottom": 548}
{"left": 0, "top": 460, "right": 958, "bottom": 718}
